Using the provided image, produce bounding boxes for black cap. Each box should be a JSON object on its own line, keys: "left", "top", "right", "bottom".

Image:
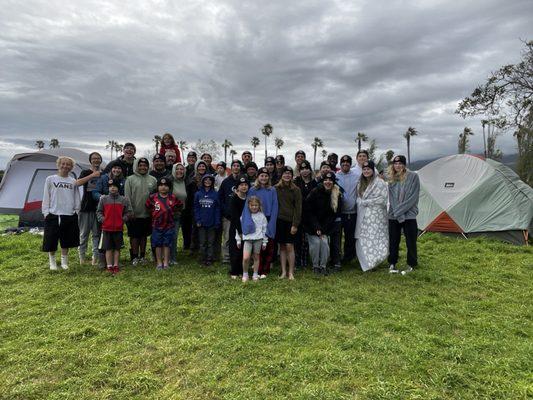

{"left": 265, "top": 156, "right": 275, "bottom": 165}
{"left": 108, "top": 178, "right": 121, "bottom": 188}
{"left": 282, "top": 166, "right": 294, "bottom": 175}
{"left": 187, "top": 151, "right": 197, "bottom": 158}
{"left": 242, "top": 151, "right": 252, "bottom": 156}
{"left": 123, "top": 142, "right": 136, "bottom": 151}
{"left": 258, "top": 167, "right": 269, "bottom": 176}
{"left": 393, "top": 155, "right": 407, "bottom": 165}
{"left": 157, "top": 177, "right": 171, "bottom": 187}
{"left": 231, "top": 159, "right": 243, "bottom": 169}
{"left": 237, "top": 176, "right": 250, "bottom": 187}
{"left": 299, "top": 160, "right": 311, "bottom": 170}
{"left": 217, "top": 161, "right": 227, "bottom": 169}
{"left": 320, "top": 160, "right": 331, "bottom": 169}
{"left": 201, "top": 174, "right": 215, "bottom": 185}
{"left": 246, "top": 161, "right": 258, "bottom": 171}
{"left": 328, "top": 153, "right": 338, "bottom": 159}
{"left": 275, "top": 155, "right": 285, "bottom": 163}
{"left": 138, "top": 157, "right": 149, "bottom": 167}
{"left": 295, "top": 150, "right": 306, "bottom": 157}
{"left": 323, "top": 172, "right": 336, "bottom": 182}
{"left": 362, "top": 160, "right": 376, "bottom": 171}
{"left": 340, "top": 155, "right": 352, "bottom": 165}
{"left": 153, "top": 153, "right": 165, "bottom": 162}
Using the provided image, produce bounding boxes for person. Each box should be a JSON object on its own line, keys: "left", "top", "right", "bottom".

{"left": 294, "top": 160, "right": 317, "bottom": 269}
{"left": 354, "top": 161, "right": 389, "bottom": 271}
{"left": 242, "top": 167, "right": 278, "bottom": 278}
{"left": 194, "top": 174, "right": 221, "bottom": 265}
{"left": 327, "top": 153, "right": 339, "bottom": 172}
{"left": 42, "top": 156, "right": 81, "bottom": 271}
{"left": 274, "top": 155, "right": 285, "bottom": 184}
{"left": 96, "top": 178, "right": 133, "bottom": 275}
{"left": 351, "top": 149, "right": 369, "bottom": 178}
{"left": 146, "top": 177, "right": 182, "bottom": 270}
{"left": 304, "top": 172, "right": 343, "bottom": 275}
{"left": 185, "top": 151, "right": 198, "bottom": 183}
{"left": 124, "top": 157, "right": 157, "bottom": 265}
{"left": 237, "top": 196, "right": 268, "bottom": 282}
{"left": 241, "top": 150, "right": 252, "bottom": 165}
{"left": 275, "top": 166, "right": 302, "bottom": 280}
{"left": 245, "top": 161, "right": 258, "bottom": 183}
{"left": 294, "top": 150, "right": 306, "bottom": 177}
{"left": 158, "top": 132, "right": 183, "bottom": 163}
{"left": 150, "top": 154, "right": 169, "bottom": 180}
{"left": 228, "top": 176, "right": 249, "bottom": 279}
{"left": 93, "top": 164, "right": 125, "bottom": 202}
{"left": 184, "top": 160, "right": 209, "bottom": 254}
{"left": 76, "top": 151, "right": 103, "bottom": 266}
{"left": 170, "top": 163, "right": 188, "bottom": 264}
{"left": 182, "top": 151, "right": 198, "bottom": 250}
{"left": 336, "top": 155, "right": 358, "bottom": 265}
{"left": 214, "top": 161, "right": 227, "bottom": 191}
{"left": 200, "top": 153, "right": 216, "bottom": 174}
{"left": 164, "top": 150, "right": 177, "bottom": 174}
{"left": 264, "top": 156, "right": 277, "bottom": 183}
{"left": 218, "top": 160, "right": 243, "bottom": 264}
{"left": 103, "top": 142, "right": 136, "bottom": 177}
{"left": 387, "top": 155, "right": 420, "bottom": 275}
{"left": 315, "top": 161, "right": 332, "bottom": 183}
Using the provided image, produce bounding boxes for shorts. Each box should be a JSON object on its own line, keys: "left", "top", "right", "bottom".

{"left": 100, "top": 231, "right": 124, "bottom": 250}
{"left": 127, "top": 217, "right": 152, "bottom": 238}
{"left": 42, "top": 214, "right": 80, "bottom": 252}
{"left": 151, "top": 228, "right": 174, "bottom": 248}
{"left": 243, "top": 239, "right": 263, "bottom": 254}
{"left": 275, "top": 219, "right": 296, "bottom": 244}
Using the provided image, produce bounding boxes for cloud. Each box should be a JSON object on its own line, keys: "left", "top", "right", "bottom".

{"left": 1, "top": 0, "right": 532, "bottom": 168}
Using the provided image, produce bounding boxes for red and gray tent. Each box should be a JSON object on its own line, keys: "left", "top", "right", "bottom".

{"left": 417, "top": 154, "right": 533, "bottom": 245}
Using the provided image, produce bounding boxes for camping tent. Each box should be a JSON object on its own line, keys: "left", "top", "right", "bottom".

{"left": 417, "top": 154, "right": 533, "bottom": 245}
{"left": 0, "top": 148, "right": 97, "bottom": 226}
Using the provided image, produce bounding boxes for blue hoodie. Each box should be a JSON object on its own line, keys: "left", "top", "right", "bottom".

{"left": 242, "top": 186, "right": 278, "bottom": 238}
{"left": 193, "top": 186, "right": 221, "bottom": 228}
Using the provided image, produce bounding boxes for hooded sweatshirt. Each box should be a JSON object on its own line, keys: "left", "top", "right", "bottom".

{"left": 92, "top": 173, "right": 125, "bottom": 202}
{"left": 242, "top": 186, "right": 278, "bottom": 238}
{"left": 171, "top": 163, "right": 188, "bottom": 214}
{"left": 193, "top": 186, "right": 221, "bottom": 228}
{"left": 124, "top": 159, "right": 157, "bottom": 218}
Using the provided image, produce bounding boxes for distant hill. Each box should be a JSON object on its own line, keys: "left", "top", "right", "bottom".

{"left": 409, "top": 153, "right": 518, "bottom": 171}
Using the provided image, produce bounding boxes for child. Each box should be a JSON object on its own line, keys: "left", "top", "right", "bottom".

{"left": 228, "top": 176, "right": 249, "bottom": 279}
{"left": 146, "top": 177, "right": 182, "bottom": 270}
{"left": 158, "top": 132, "right": 183, "bottom": 163}
{"left": 193, "top": 174, "right": 221, "bottom": 265}
{"left": 96, "top": 178, "right": 133, "bottom": 275}
{"left": 42, "top": 156, "right": 81, "bottom": 270}
{"left": 237, "top": 196, "right": 268, "bottom": 282}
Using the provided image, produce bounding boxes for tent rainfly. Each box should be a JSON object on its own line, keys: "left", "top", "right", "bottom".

{"left": 417, "top": 154, "right": 533, "bottom": 245}
{"left": 0, "top": 148, "right": 97, "bottom": 226}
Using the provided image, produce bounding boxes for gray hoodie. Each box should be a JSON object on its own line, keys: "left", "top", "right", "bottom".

{"left": 388, "top": 171, "right": 420, "bottom": 223}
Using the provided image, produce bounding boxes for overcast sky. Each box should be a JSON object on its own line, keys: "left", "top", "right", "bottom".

{"left": 1, "top": 0, "right": 532, "bottom": 168}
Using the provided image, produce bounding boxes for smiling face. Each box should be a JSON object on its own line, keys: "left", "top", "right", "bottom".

{"left": 109, "top": 185, "right": 119, "bottom": 195}
{"left": 393, "top": 161, "right": 405, "bottom": 173}
{"left": 137, "top": 163, "right": 148, "bottom": 175}
{"left": 300, "top": 165, "right": 311, "bottom": 178}
{"left": 362, "top": 166, "right": 374, "bottom": 178}
{"left": 123, "top": 145, "right": 135, "bottom": 159}
{"left": 58, "top": 159, "right": 73, "bottom": 176}
{"left": 162, "top": 134, "right": 172, "bottom": 146}
{"left": 153, "top": 158, "right": 165, "bottom": 171}
{"left": 323, "top": 179, "right": 334, "bottom": 190}
{"left": 295, "top": 154, "right": 305, "bottom": 164}
{"left": 201, "top": 154, "right": 212, "bottom": 165}
{"left": 242, "top": 153, "right": 252, "bottom": 164}
{"left": 197, "top": 163, "right": 207, "bottom": 174}
{"left": 217, "top": 165, "right": 225, "bottom": 175}
{"left": 258, "top": 172, "right": 269, "bottom": 185}
{"left": 111, "top": 165, "right": 123, "bottom": 177}
{"left": 231, "top": 163, "right": 241, "bottom": 175}
{"left": 158, "top": 184, "right": 169, "bottom": 194}
{"left": 90, "top": 153, "right": 102, "bottom": 168}
{"left": 165, "top": 153, "right": 176, "bottom": 165}
{"left": 265, "top": 162, "right": 275, "bottom": 173}
{"left": 281, "top": 171, "right": 292, "bottom": 182}
{"left": 248, "top": 201, "right": 260, "bottom": 213}
{"left": 237, "top": 182, "right": 249, "bottom": 195}
{"left": 187, "top": 154, "right": 197, "bottom": 165}
{"left": 320, "top": 164, "right": 331, "bottom": 177}
{"left": 357, "top": 153, "right": 368, "bottom": 166}
{"left": 340, "top": 161, "right": 351, "bottom": 173}
{"left": 174, "top": 164, "right": 185, "bottom": 178}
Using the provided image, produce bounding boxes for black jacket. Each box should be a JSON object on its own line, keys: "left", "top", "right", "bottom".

{"left": 218, "top": 174, "right": 241, "bottom": 219}
{"left": 103, "top": 155, "right": 135, "bottom": 177}
{"left": 303, "top": 184, "right": 343, "bottom": 236}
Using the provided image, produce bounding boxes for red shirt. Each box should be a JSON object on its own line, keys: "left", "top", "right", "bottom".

{"left": 159, "top": 144, "right": 182, "bottom": 163}
{"left": 145, "top": 193, "right": 181, "bottom": 230}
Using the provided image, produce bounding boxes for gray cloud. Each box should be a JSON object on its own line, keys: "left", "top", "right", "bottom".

{"left": 1, "top": 0, "right": 532, "bottom": 168}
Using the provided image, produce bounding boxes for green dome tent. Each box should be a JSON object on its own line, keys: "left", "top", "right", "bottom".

{"left": 417, "top": 154, "right": 533, "bottom": 245}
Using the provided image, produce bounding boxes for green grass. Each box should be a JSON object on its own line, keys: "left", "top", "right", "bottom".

{"left": 0, "top": 232, "right": 532, "bottom": 399}
{"left": 0, "top": 214, "right": 18, "bottom": 231}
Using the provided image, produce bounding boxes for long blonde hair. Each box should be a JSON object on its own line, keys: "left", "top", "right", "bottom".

{"left": 329, "top": 185, "right": 341, "bottom": 212}
{"left": 387, "top": 164, "right": 407, "bottom": 183}
{"left": 248, "top": 196, "right": 263, "bottom": 213}
{"left": 253, "top": 173, "right": 272, "bottom": 189}
{"left": 358, "top": 174, "right": 376, "bottom": 197}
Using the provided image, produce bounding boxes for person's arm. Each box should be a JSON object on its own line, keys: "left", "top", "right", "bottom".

{"left": 193, "top": 192, "right": 201, "bottom": 226}
{"left": 92, "top": 176, "right": 104, "bottom": 202}
{"left": 292, "top": 189, "right": 302, "bottom": 228}
{"left": 123, "top": 197, "right": 133, "bottom": 221}
{"left": 73, "top": 181, "right": 81, "bottom": 213}
{"left": 96, "top": 197, "right": 105, "bottom": 223}
{"left": 42, "top": 176, "right": 51, "bottom": 217}
{"left": 360, "top": 181, "right": 388, "bottom": 207}
{"left": 76, "top": 170, "right": 100, "bottom": 186}
{"left": 261, "top": 215, "right": 268, "bottom": 246}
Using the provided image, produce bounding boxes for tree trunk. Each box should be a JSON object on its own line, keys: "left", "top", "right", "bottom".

{"left": 482, "top": 124, "right": 487, "bottom": 158}
{"left": 406, "top": 137, "right": 411, "bottom": 168}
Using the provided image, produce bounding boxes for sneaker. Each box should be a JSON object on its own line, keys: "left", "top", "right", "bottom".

{"left": 162, "top": 265, "right": 169, "bottom": 270}
{"left": 49, "top": 263, "right": 58, "bottom": 271}
{"left": 259, "top": 274, "right": 267, "bottom": 279}
{"left": 242, "top": 275, "right": 249, "bottom": 282}
{"left": 401, "top": 266, "right": 414, "bottom": 275}
{"left": 113, "top": 266, "right": 120, "bottom": 275}
{"left": 132, "top": 258, "right": 139, "bottom": 266}
{"left": 389, "top": 264, "right": 399, "bottom": 274}
{"left": 330, "top": 264, "right": 342, "bottom": 273}
{"left": 156, "top": 265, "right": 164, "bottom": 271}
{"left": 106, "top": 266, "right": 114, "bottom": 273}
{"left": 313, "top": 267, "right": 321, "bottom": 275}
{"left": 79, "top": 256, "right": 86, "bottom": 265}
{"left": 230, "top": 275, "right": 238, "bottom": 280}
{"left": 91, "top": 256, "right": 98, "bottom": 266}
{"left": 61, "top": 263, "right": 69, "bottom": 270}
{"left": 252, "top": 274, "right": 260, "bottom": 281}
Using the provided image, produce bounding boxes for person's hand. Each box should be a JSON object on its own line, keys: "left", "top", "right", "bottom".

{"left": 237, "top": 242, "right": 241, "bottom": 249}
{"left": 316, "top": 230, "right": 322, "bottom": 237}
{"left": 91, "top": 170, "right": 101, "bottom": 178}
{"left": 197, "top": 223, "right": 202, "bottom": 227}
{"left": 290, "top": 226, "right": 298, "bottom": 235}
{"left": 262, "top": 243, "right": 267, "bottom": 250}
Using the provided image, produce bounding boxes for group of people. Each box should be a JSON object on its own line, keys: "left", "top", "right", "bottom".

{"left": 41, "top": 132, "right": 420, "bottom": 280}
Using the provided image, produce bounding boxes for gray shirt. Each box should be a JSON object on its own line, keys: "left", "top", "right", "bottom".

{"left": 388, "top": 171, "right": 420, "bottom": 222}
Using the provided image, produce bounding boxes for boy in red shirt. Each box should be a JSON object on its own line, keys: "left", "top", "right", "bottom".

{"left": 146, "top": 177, "right": 182, "bottom": 269}
{"left": 96, "top": 179, "right": 133, "bottom": 274}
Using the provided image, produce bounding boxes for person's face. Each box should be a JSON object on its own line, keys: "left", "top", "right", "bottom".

{"left": 328, "top": 156, "right": 338, "bottom": 167}
{"left": 203, "top": 178, "right": 212, "bottom": 188}
{"left": 197, "top": 164, "right": 206, "bottom": 174}
{"left": 111, "top": 166, "right": 123, "bottom": 177}
{"left": 247, "top": 168, "right": 257, "bottom": 177}
{"left": 242, "top": 153, "right": 251, "bottom": 164}
{"left": 217, "top": 166, "right": 225, "bottom": 175}
{"left": 153, "top": 159, "right": 165, "bottom": 171}
{"left": 300, "top": 165, "right": 311, "bottom": 178}
{"left": 282, "top": 171, "right": 292, "bottom": 182}
{"left": 123, "top": 145, "right": 135, "bottom": 158}
{"left": 237, "top": 183, "right": 249, "bottom": 195}
{"left": 166, "top": 153, "right": 176, "bottom": 165}
{"left": 276, "top": 160, "right": 284, "bottom": 169}
{"left": 163, "top": 136, "right": 172, "bottom": 145}
{"left": 231, "top": 163, "right": 241, "bottom": 175}
{"left": 323, "top": 179, "right": 334, "bottom": 190}
{"left": 175, "top": 164, "right": 185, "bottom": 178}
{"left": 340, "top": 161, "right": 351, "bottom": 173}
{"left": 249, "top": 202, "right": 259, "bottom": 213}
{"left": 258, "top": 173, "right": 269, "bottom": 185}
{"left": 357, "top": 153, "right": 368, "bottom": 166}
{"left": 362, "top": 166, "right": 374, "bottom": 178}
{"left": 187, "top": 155, "right": 196, "bottom": 165}
{"left": 90, "top": 154, "right": 102, "bottom": 168}
{"left": 137, "top": 163, "right": 148, "bottom": 175}
{"left": 202, "top": 155, "right": 212, "bottom": 165}
{"left": 393, "top": 161, "right": 404, "bottom": 173}
{"left": 320, "top": 165, "right": 331, "bottom": 177}
{"left": 58, "top": 160, "right": 73, "bottom": 175}
{"left": 109, "top": 185, "right": 119, "bottom": 195}
{"left": 295, "top": 154, "right": 305, "bottom": 164}
{"left": 158, "top": 184, "right": 169, "bottom": 194}
{"left": 265, "top": 163, "right": 275, "bottom": 173}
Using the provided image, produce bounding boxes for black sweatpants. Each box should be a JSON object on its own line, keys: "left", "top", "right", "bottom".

{"left": 388, "top": 219, "right": 418, "bottom": 267}
{"left": 228, "top": 227, "right": 243, "bottom": 276}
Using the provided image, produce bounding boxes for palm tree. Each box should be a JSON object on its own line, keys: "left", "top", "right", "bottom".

{"left": 106, "top": 140, "right": 118, "bottom": 160}
{"left": 458, "top": 127, "right": 474, "bottom": 154}
{"left": 35, "top": 140, "right": 45, "bottom": 150}
{"left": 274, "top": 137, "right": 284, "bottom": 156}
{"left": 261, "top": 124, "right": 273, "bottom": 159}
{"left": 49, "top": 138, "right": 60, "bottom": 148}
{"left": 153, "top": 135, "right": 162, "bottom": 153}
{"left": 114, "top": 143, "right": 124, "bottom": 158}
{"left": 385, "top": 150, "right": 395, "bottom": 165}
{"left": 355, "top": 132, "right": 368, "bottom": 151}
{"left": 222, "top": 139, "right": 233, "bottom": 163}
{"left": 321, "top": 149, "right": 328, "bottom": 160}
{"left": 403, "top": 127, "right": 418, "bottom": 168}
{"left": 481, "top": 120, "right": 488, "bottom": 158}
{"left": 178, "top": 140, "right": 188, "bottom": 152}
{"left": 311, "top": 137, "right": 324, "bottom": 170}
{"left": 251, "top": 136, "right": 260, "bottom": 160}
{"left": 230, "top": 149, "right": 237, "bottom": 161}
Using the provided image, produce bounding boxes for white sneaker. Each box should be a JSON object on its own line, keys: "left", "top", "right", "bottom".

{"left": 401, "top": 266, "right": 414, "bottom": 275}
{"left": 132, "top": 258, "right": 139, "bottom": 266}
{"left": 61, "top": 255, "right": 69, "bottom": 270}
{"left": 61, "top": 263, "right": 69, "bottom": 270}
{"left": 259, "top": 274, "right": 267, "bottom": 279}
{"left": 49, "top": 262, "right": 58, "bottom": 271}
{"left": 91, "top": 256, "right": 98, "bottom": 266}
{"left": 389, "top": 264, "right": 399, "bottom": 274}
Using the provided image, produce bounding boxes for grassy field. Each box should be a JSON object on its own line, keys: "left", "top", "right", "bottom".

{"left": 0, "top": 220, "right": 531, "bottom": 399}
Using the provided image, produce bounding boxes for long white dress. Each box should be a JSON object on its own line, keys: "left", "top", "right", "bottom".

{"left": 354, "top": 178, "right": 389, "bottom": 271}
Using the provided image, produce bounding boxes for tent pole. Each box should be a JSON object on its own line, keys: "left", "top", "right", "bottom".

{"left": 461, "top": 232, "right": 468, "bottom": 240}
{"left": 524, "top": 230, "right": 529, "bottom": 246}
{"left": 418, "top": 230, "right": 426, "bottom": 238}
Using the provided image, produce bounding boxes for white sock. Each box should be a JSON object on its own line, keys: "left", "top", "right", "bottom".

{"left": 61, "top": 255, "right": 69, "bottom": 268}
{"left": 243, "top": 272, "right": 249, "bottom": 277}
{"left": 49, "top": 253, "right": 57, "bottom": 269}
{"left": 252, "top": 272, "right": 259, "bottom": 278}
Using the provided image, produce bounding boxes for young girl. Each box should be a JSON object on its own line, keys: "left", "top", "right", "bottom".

{"left": 193, "top": 174, "right": 221, "bottom": 265}
{"left": 275, "top": 166, "right": 302, "bottom": 280}
{"left": 158, "top": 132, "right": 182, "bottom": 163}
{"left": 237, "top": 196, "right": 268, "bottom": 282}
{"left": 242, "top": 167, "right": 278, "bottom": 278}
